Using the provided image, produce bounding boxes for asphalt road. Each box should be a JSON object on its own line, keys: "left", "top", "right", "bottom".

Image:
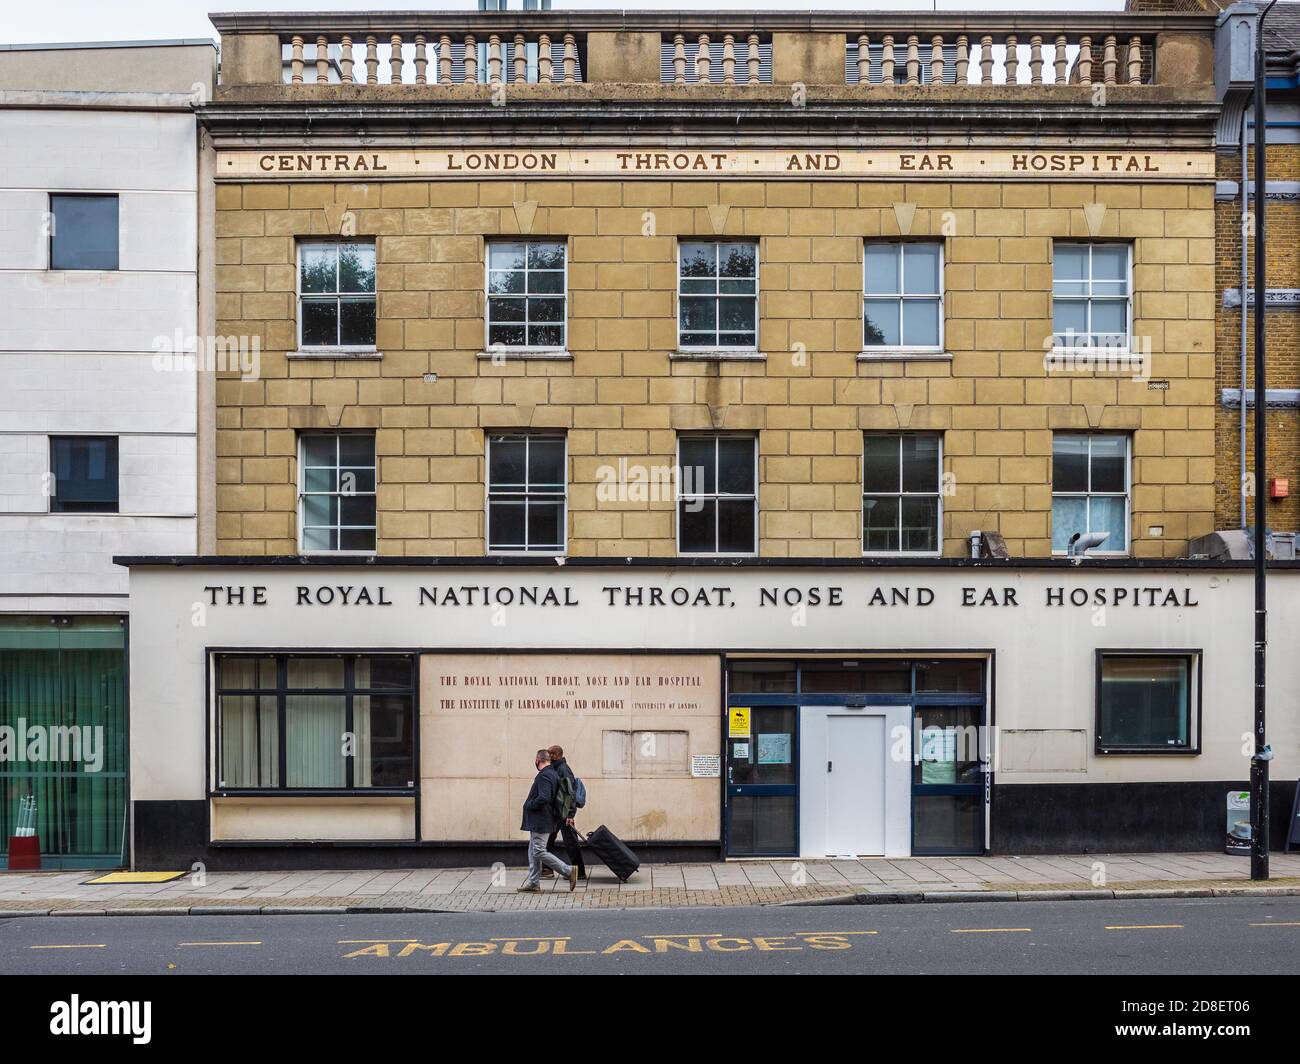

{"left": 1, "top": 895, "right": 1297, "bottom": 975}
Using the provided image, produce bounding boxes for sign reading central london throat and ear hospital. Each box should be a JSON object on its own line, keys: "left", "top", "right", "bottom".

{"left": 217, "top": 147, "right": 1214, "bottom": 181}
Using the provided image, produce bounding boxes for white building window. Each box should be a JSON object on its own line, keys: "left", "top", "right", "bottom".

{"left": 298, "top": 241, "right": 376, "bottom": 349}
{"left": 298, "top": 433, "right": 376, "bottom": 553}
{"left": 678, "top": 242, "right": 758, "bottom": 349}
{"left": 677, "top": 434, "right": 757, "bottom": 555}
{"left": 1052, "top": 434, "right": 1129, "bottom": 554}
{"left": 1052, "top": 243, "right": 1131, "bottom": 352}
{"left": 486, "top": 241, "right": 567, "bottom": 350}
{"left": 487, "top": 434, "right": 566, "bottom": 553}
{"left": 863, "top": 242, "right": 943, "bottom": 351}
{"left": 49, "top": 194, "right": 119, "bottom": 271}
{"left": 863, "top": 434, "right": 942, "bottom": 554}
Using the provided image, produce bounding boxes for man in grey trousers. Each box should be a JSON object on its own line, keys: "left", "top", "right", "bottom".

{"left": 518, "top": 748, "right": 579, "bottom": 893}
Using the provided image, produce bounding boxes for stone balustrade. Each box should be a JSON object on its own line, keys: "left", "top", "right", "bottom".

{"left": 210, "top": 11, "right": 1214, "bottom": 92}
{"left": 285, "top": 30, "right": 582, "bottom": 85}
{"left": 847, "top": 30, "right": 1148, "bottom": 87}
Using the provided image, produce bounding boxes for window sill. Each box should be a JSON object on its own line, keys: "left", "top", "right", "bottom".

{"left": 1044, "top": 348, "right": 1142, "bottom": 368}
{"left": 476, "top": 348, "right": 573, "bottom": 362}
{"left": 297, "top": 550, "right": 378, "bottom": 558}
{"left": 211, "top": 789, "right": 417, "bottom": 798}
{"left": 1095, "top": 748, "right": 1199, "bottom": 757}
{"left": 858, "top": 349, "right": 952, "bottom": 362}
{"left": 671, "top": 349, "right": 766, "bottom": 362}
{"left": 862, "top": 551, "right": 943, "bottom": 559}
{"left": 288, "top": 347, "right": 382, "bottom": 360}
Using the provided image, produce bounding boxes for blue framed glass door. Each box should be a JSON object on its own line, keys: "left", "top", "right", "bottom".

{"left": 725, "top": 703, "right": 798, "bottom": 856}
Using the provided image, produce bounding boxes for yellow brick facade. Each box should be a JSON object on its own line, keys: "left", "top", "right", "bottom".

{"left": 213, "top": 176, "right": 1218, "bottom": 558}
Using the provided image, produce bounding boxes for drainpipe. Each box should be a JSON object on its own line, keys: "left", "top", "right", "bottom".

{"left": 1240, "top": 103, "right": 1249, "bottom": 529}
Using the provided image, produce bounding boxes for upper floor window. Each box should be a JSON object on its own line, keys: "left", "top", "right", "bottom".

{"left": 863, "top": 433, "right": 942, "bottom": 554}
{"left": 486, "top": 241, "right": 567, "bottom": 350}
{"left": 677, "top": 434, "right": 757, "bottom": 555}
{"left": 863, "top": 242, "right": 942, "bottom": 351}
{"left": 487, "top": 433, "right": 566, "bottom": 553}
{"left": 678, "top": 242, "right": 758, "bottom": 349}
{"left": 1052, "top": 243, "right": 1130, "bottom": 351}
{"left": 50, "top": 435, "right": 118, "bottom": 513}
{"left": 1052, "top": 434, "right": 1129, "bottom": 555}
{"left": 299, "top": 433, "right": 376, "bottom": 553}
{"left": 298, "top": 241, "right": 376, "bottom": 349}
{"left": 49, "top": 194, "right": 118, "bottom": 271}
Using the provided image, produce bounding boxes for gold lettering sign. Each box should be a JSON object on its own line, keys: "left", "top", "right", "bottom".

{"left": 217, "top": 148, "right": 1213, "bottom": 182}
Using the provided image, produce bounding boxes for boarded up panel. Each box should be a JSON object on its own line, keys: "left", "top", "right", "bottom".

{"left": 1000, "top": 729, "right": 1088, "bottom": 773}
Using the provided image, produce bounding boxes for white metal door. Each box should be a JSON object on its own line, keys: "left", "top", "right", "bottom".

{"left": 799, "top": 704, "right": 911, "bottom": 858}
{"left": 825, "top": 714, "right": 885, "bottom": 856}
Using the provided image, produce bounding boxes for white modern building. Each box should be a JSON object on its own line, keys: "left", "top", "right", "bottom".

{"left": 0, "top": 40, "right": 216, "bottom": 867}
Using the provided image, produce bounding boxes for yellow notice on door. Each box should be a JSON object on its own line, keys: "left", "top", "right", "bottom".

{"left": 728, "top": 707, "right": 751, "bottom": 739}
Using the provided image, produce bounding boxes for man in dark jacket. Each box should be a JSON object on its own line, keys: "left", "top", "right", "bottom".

{"left": 544, "top": 744, "right": 586, "bottom": 880}
{"left": 518, "top": 748, "right": 578, "bottom": 892}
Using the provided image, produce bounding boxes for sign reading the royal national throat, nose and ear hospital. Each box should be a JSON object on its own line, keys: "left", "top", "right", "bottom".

{"left": 216, "top": 147, "right": 1213, "bottom": 182}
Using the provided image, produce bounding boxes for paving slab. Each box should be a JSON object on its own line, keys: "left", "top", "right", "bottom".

{"left": 6, "top": 852, "right": 1300, "bottom": 914}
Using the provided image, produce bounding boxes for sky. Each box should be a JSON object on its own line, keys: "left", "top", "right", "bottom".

{"left": 4, "top": 0, "right": 1128, "bottom": 47}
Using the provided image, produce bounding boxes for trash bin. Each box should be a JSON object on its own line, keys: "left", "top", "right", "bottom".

{"left": 6, "top": 835, "right": 41, "bottom": 871}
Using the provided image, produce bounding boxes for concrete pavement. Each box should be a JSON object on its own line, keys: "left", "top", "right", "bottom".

{"left": 3, "top": 851, "right": 1299, "bottom": 915}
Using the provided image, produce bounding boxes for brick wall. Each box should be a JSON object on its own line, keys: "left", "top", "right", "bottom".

{"left": 214, "top": 177, "right": 1217, "bottom": 558}
{"left": 1214, "top": 144, "right": 1300, "bottom": 534}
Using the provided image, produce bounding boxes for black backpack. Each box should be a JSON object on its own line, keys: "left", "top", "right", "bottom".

{"left": 553, "top": 770, "right": 577, "bottom": 820}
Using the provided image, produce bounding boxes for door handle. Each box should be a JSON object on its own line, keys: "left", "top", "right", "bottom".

{"left": 827, "top": 760, "right": 833, "bottom": 773}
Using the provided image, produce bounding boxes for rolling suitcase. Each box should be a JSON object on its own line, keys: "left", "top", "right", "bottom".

{"left": 580, "top": 825, "right": 640, "bottom": 882}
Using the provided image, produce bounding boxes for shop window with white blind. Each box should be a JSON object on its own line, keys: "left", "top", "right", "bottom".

{"left": 215, "top": 654, "right": 415, "bottom": 792}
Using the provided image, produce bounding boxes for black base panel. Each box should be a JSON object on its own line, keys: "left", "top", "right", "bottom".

{"left": 991, "top": 779, "right": 1298, "bottom": 854}
{"left": 130, "top": 801, "right": 719, "bottom": 870}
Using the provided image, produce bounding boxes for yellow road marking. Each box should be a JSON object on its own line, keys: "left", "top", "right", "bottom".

{"left": 1248, "top": 921, "right": 1300, "bottom": 927}
{"left": 179, "top": 941, "right": 262, "bottom": 947}
{"left": 29, "top": 944, "right": 106, "bottom": 950}
{"left": 1105, "top": 924, "right": 1184, "bottom": 930}
{"left": 794, "top": 930, "right": 878, "bottom": 936}
{"left": 950, "top": 928, "right": 1031, "bottom": 934}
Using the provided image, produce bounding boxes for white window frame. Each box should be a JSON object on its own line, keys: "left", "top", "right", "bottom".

{"left": 1050, "top": 242, "right": 1133, "bottom": 357}
{"left": 485, "top": 432, "right": 568, "bottom": 555}
{"left": 675, "top": 433, "right": 758, "bottom": 557}
{"left": 676, "top": 241, "right": 761, "bottom": 354}
{"left": 297, "top": 432, "right": 377, "bottom": 555}
{"left": 1051, "top": 433, "right": 1131, "bottom": 557}
{"left": 483, "top": 239, "right": 569, "bottom": 356}
{"left": 861, "top": 433, "right": 944, "bottom": 558}
{"left": 861, "top": 241, "right": 945, "bottom": 356}
{"left": 296, "top": 239, "right": 378, "bottom": 354}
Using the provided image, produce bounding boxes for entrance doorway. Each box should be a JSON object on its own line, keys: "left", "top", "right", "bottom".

{"left": 799, "top": 704, "right": 911, "bottom": 858}
{"left": 724, "top": 658, "right": 988, "bottom": 859}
